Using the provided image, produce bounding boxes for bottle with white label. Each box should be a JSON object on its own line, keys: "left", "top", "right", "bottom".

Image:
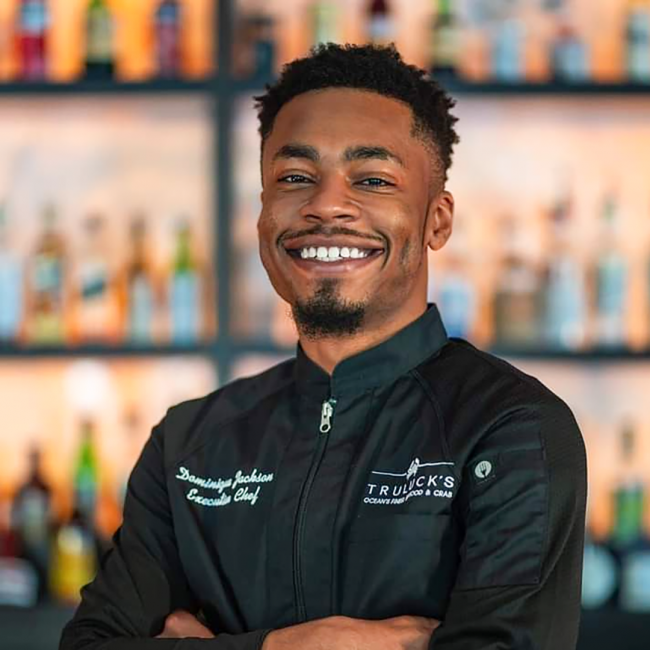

{"left": 27, "top": 204, "right": 66, "bottom": 344}
{"left": 74, "top": 214, "right": 119, "bottom": 343}
{"left": 125, "top": 216, "right": 155, "bottom": 343}
{"left": 593, "top": 194, "right": 628, "bottom": 347}
{"left": 11, "top": 446, "right": 53, "bottom": 602}
{"left": 169, "top": 218, "right": 202, "bottom": 344}
{"left": 0, "top": 205, "right": 23, "bottom": 342}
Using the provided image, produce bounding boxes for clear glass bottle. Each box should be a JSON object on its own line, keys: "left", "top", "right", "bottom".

{"left": 543, "top": 186, "right": 587, "bottom": 350}
{"left": 593, "top": 193, "right": 628, "bottom": 348}
{"left": 125, "top": 216, "right": 155, "bottom": 343}
{"left": 74, "top": 214, "right": 118, "bottom": 343}
{"left": 28, "top": 204, "right": 66, "bottom": 344}
{"left": 169, "top": 218, "right": 202, "bottom": 344}
{"left": 0, "top": 205, "right": 23, "bottom": 342}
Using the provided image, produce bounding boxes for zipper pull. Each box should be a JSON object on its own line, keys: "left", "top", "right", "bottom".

{"left": 319, "top": 398, "right": 337, "bottom": 434}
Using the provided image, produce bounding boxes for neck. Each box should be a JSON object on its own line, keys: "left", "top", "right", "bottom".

{"left": 298, "top": 299, "right": 428, "bottom": 376}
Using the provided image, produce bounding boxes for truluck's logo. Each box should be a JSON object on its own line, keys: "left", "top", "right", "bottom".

{"left": 174, "top": 466, "right": 274, "bottom": 508}
{"left": 363, "top": 457, "right": 456, "bottom": 506}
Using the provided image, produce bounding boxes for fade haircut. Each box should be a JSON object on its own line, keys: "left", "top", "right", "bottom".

{"left": 253, "top": 43, "right": 460, "bottom": 183}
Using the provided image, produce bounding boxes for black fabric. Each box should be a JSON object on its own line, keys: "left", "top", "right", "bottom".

{"left": 60, "top": 304, "right": 587, "bottom": 650}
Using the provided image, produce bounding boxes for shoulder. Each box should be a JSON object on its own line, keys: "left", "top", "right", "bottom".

{"left": 418, "top": 338, "right": 583, "bottom": 458}
{"left": 157, "top": 357, "right": 296, "bottom": 464}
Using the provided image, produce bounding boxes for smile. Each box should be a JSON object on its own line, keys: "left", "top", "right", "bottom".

{"left": 284, "top": 245, "right": 385, "bottom": 273}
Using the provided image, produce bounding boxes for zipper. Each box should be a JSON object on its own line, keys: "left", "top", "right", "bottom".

{"left": 292, "top": 397, "right": 337, "bottom": 622}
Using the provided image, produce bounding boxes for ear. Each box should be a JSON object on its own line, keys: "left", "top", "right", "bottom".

{"left": 425, "top": 190, "right": 454, "bottom": 252}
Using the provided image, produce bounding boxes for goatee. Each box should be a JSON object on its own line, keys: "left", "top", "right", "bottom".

{"left": 292, "top": 280, "right": 366, "bottom": 339}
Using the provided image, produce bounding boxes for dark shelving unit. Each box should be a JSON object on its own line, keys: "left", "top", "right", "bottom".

{"left": 0, "top": 342, "right": 215, "bottom": 359}
{"left": 442, "top": 78, "right": 650, "bottom": 96}
{"left": 2, "top": 4, "right": 650, "bottom": 648}
{"left": 0, "top": 78, "right": 212, "bottom": 96}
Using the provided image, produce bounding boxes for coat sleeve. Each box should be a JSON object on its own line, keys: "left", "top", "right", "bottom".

{"left": 59, "top": 419, "right": 272, "bottom": 650}
{"left": 430, "top": 397, "right": 588, "bottom": 650}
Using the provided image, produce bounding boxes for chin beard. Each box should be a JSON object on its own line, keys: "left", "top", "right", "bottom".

{"left": 292, "top": 280, "right": 367, "bottom": 340}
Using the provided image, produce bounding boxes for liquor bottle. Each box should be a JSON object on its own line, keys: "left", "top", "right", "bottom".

{"left": 73, "top": 419, "right": 100, "bottom": 528}
{"left": 155, "top": 0, "right": 182, "bottom": 79}
{"left": 626, "top": 0, "right": 650, "bottom": 82}
{"left": 608, "top": 422, "right": 650, "bottom": 612}
{"left": 593, "top": 194, "right": 628, "bottom": 348}
{"left": 311, "top": 0, "right": 339, "bottom": 47}
{"left": 74, "top": 214, "right": 118, "bottom": 343}
{"left": 490, "top": 0, "right": 526, "bottom": 82}
{"left": 85, "top": 0, "right": 115, "bottom": 80}
{"left": 550, "top": 6, "right": 589, "bottom": 81}
{"left": 582, "top": 527, "right": 618, "bottom": 610}
{"left": 233, "top": 7, "right": 276, "bottom": 78}
{"left": 27, "top": 204, "right": 66, "bottom": 344}
{"left": 366, "top": 0, "right": 395, "bottom": 46}
{"left": 125, "top": 216, "right": 155, "bottom": 343}
{"left": 543, "top": 186, "right": 587, "bottom": 349}
{"left": 493, "top": 215, "right": 542, "bottom": 347}
{"left": 49, "top": 419, "right": 101, "bottom": 604}
{"left": 0, "top": 205, "right": 23, "bottom": 342}
{"left": 429, "top": 220, "right": 476, "bottom": 339}
{"left": 11, "top": 446, "right": 53, "bottom": 601}
{"left": 16, "top": 0, "right": 49, "bottom": 81}
{"left": 169, "top": 218, "right": 202, "bottom": 344}
{"left": 0, "top": 498, "right": 39, "bottom": 607}
{"left": 431, "top": 0, "right": 458, "bottom": 79}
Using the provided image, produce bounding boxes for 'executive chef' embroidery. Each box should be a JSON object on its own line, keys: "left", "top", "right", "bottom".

{"left": 175, "top": 466, "right": 274, "bottom": 507}
{"left": 363, "top": 457, "right": 456, "bottom": 506}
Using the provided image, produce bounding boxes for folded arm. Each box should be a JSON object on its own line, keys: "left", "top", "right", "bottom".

{"left": 429, "top": 398, "right": 587, "bottom": 649}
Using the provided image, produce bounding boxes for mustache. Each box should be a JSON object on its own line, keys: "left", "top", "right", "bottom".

{"left": 280, "top": 225, "right": 385, "bottom": 245}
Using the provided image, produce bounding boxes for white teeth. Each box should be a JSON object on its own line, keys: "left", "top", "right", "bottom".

{"left": 294, "top": 245, "right": 374, "bottom": 261}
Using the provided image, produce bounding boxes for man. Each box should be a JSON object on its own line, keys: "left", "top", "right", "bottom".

{"left": 60, "top": 44, "right": 587, "bottom": 650}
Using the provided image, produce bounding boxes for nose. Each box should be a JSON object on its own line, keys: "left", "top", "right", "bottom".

{"left": 298, "top": 174, "right": 360, "bottom": 224}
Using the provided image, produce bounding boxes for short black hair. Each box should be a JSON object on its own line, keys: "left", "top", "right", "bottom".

{"left": 254, "top": 43, "right": 460, "bottom": 183}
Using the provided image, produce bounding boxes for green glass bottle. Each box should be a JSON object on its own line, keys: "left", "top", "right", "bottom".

{"left": 73, "top": 419, "right": 99, "bottom": 528}
{"left": 85, "top": 0, "right": 115, "bottom": 79}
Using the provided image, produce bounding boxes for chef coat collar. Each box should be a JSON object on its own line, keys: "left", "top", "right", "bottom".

{"left": 294, "top": 303, "right": 449, "bottom": 397}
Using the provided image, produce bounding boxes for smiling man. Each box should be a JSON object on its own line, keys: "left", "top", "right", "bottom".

{"left": 60, "top": 44, "right": 587, "bottom": 650}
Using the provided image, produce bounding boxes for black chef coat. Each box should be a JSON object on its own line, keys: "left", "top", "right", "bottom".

{"left": 60, "top": 304, "right": 587, "bottom": 650}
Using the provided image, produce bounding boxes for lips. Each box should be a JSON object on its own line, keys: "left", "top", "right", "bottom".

{"left": 282, "top": 236, "right": 385, "bottom": 253}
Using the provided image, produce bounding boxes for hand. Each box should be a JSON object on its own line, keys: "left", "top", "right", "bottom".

{"left": 262, "top": 614, "right": 440, "bottom": 650}
{"left": 156, "top": 610, "right": 215, "bottom": 639}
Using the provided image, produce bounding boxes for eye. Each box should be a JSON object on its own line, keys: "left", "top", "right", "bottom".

{"left": 358, "top": 177, "right": 394, "bottom": 187}
{"left": 278, "top": 174, "right": 312, "bottom": 184}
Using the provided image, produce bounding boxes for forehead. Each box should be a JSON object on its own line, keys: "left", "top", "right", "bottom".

{"left": 265, "top": 88, "right": 424, "bottom": 163}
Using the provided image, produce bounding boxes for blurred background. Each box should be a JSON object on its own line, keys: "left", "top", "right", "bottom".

{"left": 0, "top": 0, "right": 648, "bottom": 648}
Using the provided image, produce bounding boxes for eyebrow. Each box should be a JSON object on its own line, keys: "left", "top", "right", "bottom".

{"left": 343, "top": 145, "right": 405, "bottom": 167}
{"left": 271, "top": 143, "right": 405, "bottom": 167}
